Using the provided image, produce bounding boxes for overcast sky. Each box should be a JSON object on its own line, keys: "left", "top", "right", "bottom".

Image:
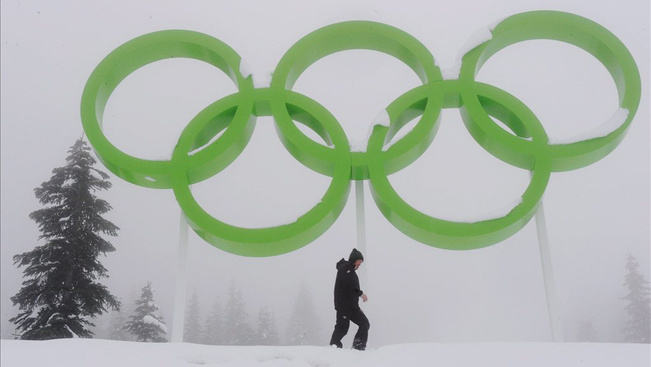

{"left": 1, "top": 0, "right": 649, "bottom": 345}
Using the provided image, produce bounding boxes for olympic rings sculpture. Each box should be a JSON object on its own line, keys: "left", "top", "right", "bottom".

{"left": 81, "top": 11, "right": 640, "bottom": 257}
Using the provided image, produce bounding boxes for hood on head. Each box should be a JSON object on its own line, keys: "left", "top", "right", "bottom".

{"left": 348, "top": 248, "right": 364, "bottom": 263}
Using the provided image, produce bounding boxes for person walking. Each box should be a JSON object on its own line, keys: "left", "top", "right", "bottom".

{"left": 329, "top": 248, "right": 369, "bottom": 350}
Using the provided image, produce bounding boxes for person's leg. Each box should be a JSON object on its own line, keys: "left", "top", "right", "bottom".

{"left": 329, "top": 309, "right": 350, "bottom": 348}
{"left": 349, "top": 309, "right": 370, "bottom": 350}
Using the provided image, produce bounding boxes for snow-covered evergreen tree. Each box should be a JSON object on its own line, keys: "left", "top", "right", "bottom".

{"left": 9, "top": 139, "right": 120, "bottom": 340}
{"left": 285, "top": 284, "right": 321, "bottom": 345}
{"left": 125, "top": 282, "right": 167, "bottom": 342}
{"left": 621, "top": 253, "right": 651, "bottom": 343}
{"left": 254, "top": 306, "right": 281, "bottom": 346}
{"left": 202, "top": 297, "right": 223, "bottom": 345}
{"left": 222, "top": 281, "right": 253, "bottom": 345}
{"left": 576, "top": 319, "right": 600, "bottom": 342}
{"left": 184, "top": 290, "right": 203, "bottom": 344}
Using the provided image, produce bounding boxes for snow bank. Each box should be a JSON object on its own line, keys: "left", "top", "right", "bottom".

{"left": 1, "top": 339, "right": 648, "bottom": 367}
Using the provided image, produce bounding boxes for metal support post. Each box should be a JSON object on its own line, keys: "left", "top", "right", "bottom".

{"left": 534, "top": 201, "right": 564, "bottom": 341}
{"left": 171, "top": 212, "right": 189, "bottom": 342}
{"left": 355, "top": 180, "right": 367, "bottom": 285}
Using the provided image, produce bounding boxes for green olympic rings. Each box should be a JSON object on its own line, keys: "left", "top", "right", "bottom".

{"left": 458, "top": 10, "right": 641, "bottom": 172}
{"left": 171, "top": 89, "right": 351, "bottom": 257}
{"left": 367, "top": 80, "right": 552, "bottom": 250}
{"left": 80, "top": 11, "right": 641, "bottom": 256}
{"left": 81, "top": 30, "right": 255, "bottom": 189}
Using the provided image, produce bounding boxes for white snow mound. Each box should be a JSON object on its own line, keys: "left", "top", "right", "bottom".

{"left": 1, "top": 339, "right": 648, "bottom": 367}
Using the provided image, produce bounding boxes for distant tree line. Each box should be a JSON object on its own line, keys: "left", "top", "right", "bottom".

{"left": 101, "top": 280, "right": 323, "bottom": 346}
{"left": 574, "top": 253, "right": 650, "bottom": 343}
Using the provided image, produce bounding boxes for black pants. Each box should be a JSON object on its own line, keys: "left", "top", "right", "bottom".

{"left": 329, "top": 307, "right": 370, "bottom": 350}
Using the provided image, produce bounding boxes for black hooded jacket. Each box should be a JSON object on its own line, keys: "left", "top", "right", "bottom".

{"left": 333, "top": 258, "right": 363, "bottom": 310}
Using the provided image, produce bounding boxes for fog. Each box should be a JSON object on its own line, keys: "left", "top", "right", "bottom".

{"left": 1, "top": 0, "right": 649, "bottom": 346}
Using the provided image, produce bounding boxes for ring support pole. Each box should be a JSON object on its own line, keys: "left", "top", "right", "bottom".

{"left": 355, "top": 180, "right": 367, "bottom": 285}
{"left": 171, "top": 212, "right": 189, "bottom": 342}
{"left": 534, "top": 200, "right": 564, "bottom": 341}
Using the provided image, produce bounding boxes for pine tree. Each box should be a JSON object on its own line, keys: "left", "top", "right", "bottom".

{"left": 576, "top": 319, "right": 600, "bottom": 342}
{"left": 286, "top": 284, "right": 321, "bottom": 345}
{"left": 203, "top": 297, "right": 223, "bottom": 345}
{"left": 621, "top": 253, "right": 651, "bottom": 343}
{"left": 9, "top": 138, "right": 120, "bottom": 340}
{"left": 222, "top": 280, "right": 253, "bottom": 345}
{"left": 184, "top": 290, "right": 203, "bottom": 343}
{"left": 254, "top": 305, "right": 281, "bottom": 345}
{"left": 125, "top": 282, "right": 167, "bottom": 342}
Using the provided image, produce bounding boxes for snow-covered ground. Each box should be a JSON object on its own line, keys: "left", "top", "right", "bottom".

{"left": 1, "top": 339, "right": 649, "bottom": 367}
